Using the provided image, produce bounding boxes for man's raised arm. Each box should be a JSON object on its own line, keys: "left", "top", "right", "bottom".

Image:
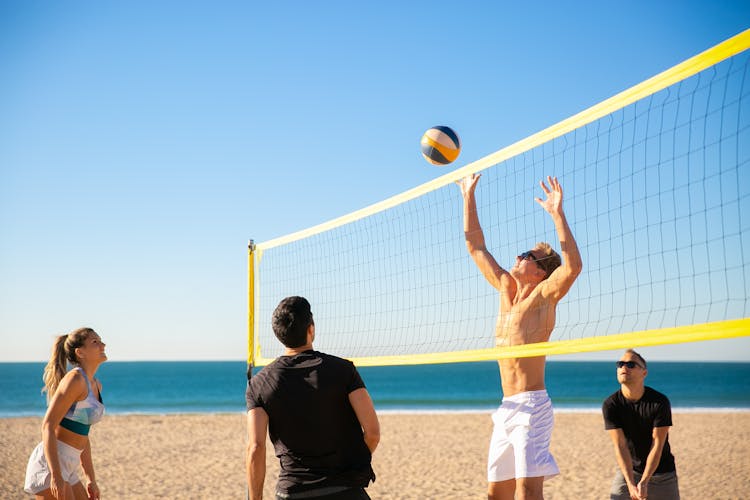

{"left": 456, "top": 173, "right": 510, "bottom": 291}
{"left": 535, "top": 176, "right": 582, "bottom": 300}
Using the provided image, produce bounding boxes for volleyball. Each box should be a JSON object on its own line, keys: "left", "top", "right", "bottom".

{"left": 420, "top": 126, "right": 461, "bottom": 165}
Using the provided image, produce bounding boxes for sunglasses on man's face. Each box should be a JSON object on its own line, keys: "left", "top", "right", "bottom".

{"left": 519, "top": 251, "right": 534, "bottom": 260}
{"left": 616, "top": 360, "right": 643, "bottom": 369}
{"left": 519, "top": 251, "right": 542, "bottom": 263}
{"left": 518, "top": 250, "right": 555, "bottom": 266}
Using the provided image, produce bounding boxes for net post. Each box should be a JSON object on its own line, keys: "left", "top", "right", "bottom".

{"left": 246, "top": 239, "right": 257, "bottom": 500}
{"left": 247, "top": 239, "right": 256, "bottom": 379}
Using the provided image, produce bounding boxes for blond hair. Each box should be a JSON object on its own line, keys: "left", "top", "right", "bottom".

{"left": 533, "top": 242, "right": 562, "bottom": 279}
{"left": 42, "top": 327, "right": 96, "bottom": 398}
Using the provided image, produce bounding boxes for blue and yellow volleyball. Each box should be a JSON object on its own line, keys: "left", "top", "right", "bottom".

{"left": 420, "top": 126, "right": 461, "bottom": 165}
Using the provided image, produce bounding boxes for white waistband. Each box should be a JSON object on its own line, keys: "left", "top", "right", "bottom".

{"left": 502, "top": 389, "right": 549, "bottom": 403}
{"left": 56, "top": 439, "right": 83, "bottom": 454}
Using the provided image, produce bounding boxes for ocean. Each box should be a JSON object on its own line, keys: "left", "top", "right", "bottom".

{"left": 1, "top": 361, "right": 748, "bottom": 417}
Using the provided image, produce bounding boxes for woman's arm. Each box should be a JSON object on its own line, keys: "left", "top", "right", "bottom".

{"left": 42, "top": 371, "right": 86, "bottom": 500}
{"left": 80, "top": 438, "right": 100, "bottom": 499}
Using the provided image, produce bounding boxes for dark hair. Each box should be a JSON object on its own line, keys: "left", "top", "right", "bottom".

{"left": 272, "top": 296, "right": 313, "bottom": 348}
{"left": 625, "top": 348, "right": 647, "bottom": 368}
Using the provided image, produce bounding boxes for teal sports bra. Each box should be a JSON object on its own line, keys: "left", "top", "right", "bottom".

{"left": 59, "top": 368, "right": 105, "bottom": 436}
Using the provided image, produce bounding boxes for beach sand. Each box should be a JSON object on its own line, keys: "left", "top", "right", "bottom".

{"left": 1, "top": 412, "right": 748, "bottom": 499}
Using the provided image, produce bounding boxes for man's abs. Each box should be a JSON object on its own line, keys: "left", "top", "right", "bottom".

{"left": 498, "top": 356, "right": 547, "bottom": 397}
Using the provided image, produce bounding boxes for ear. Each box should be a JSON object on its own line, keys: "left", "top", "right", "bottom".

{"left": 307, "top": 323, "right": 315, "bottom": 342}
{"left": 533, "top": 264, "right": 547, "bottom": 282}
{"left": 74, "top": 347, "right": 84, "bottom": 361}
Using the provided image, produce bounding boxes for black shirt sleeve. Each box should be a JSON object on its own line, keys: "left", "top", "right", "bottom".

{"left": 346, "top": 362, "right": 366, "bottom": 394}
{"left": 653, "top": 392, "right": 673, "bottom": 428}
{"left": 602, "top": 393, "right": 622, "bottom": 430}
{"left": 246, "top": 375, "right": 263, "bottom": 411}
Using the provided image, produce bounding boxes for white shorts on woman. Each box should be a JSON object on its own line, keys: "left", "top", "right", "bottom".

{"left": 487, "top": 389, "right": 560, "bottom": 482}
{"left": 24, "top": 440, "right": 82, "bottom": 494}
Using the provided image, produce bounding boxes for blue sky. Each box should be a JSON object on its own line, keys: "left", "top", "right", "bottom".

{"left": 1, "top": 2, "right": 749, "bottom": 361}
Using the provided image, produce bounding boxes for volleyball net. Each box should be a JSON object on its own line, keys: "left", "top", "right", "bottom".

{"left": 248, "top": 30, "right": 750, "bottom": 367}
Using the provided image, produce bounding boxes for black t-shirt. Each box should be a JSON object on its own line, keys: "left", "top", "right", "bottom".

{"left": 602, "top": 386, "right": 676, "bottom": 474}
{"left": 246, "top": 350, "right": 375, "bottom": 494}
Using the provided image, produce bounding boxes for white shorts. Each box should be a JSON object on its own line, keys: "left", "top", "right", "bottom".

{"left": 24, "top": 440, "right": 82, "bottom": 494}
{"left": 487, "top": 390, "right": 559, "bottom": 482}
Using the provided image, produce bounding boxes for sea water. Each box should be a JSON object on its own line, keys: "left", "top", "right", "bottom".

{"left": 1, "top": 361, "right": 748, "bottom": 417}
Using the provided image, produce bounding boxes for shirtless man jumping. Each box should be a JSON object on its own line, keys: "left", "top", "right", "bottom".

{"left": 457, "top": 174, "right": 582, "bottom": 500}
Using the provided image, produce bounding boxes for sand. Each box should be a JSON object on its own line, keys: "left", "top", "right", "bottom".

{"left": 1, "top": 412, "right": 748, "bottom": 499}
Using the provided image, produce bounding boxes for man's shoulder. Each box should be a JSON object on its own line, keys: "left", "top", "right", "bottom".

{"left": 259, "top": 356, "right": 287, "bottom": 371}
{"left": 315, "top": 351, "right": 355, "bottom": 368}
{"left": 643, "top": 386, "right": 671, "bottom": 404}
{"left": 249, "top": 362, "right": 276, "bottom": 383}
{"left": 264, "top": 350, "right": 354, "bottom": 370}
{"left": 603, "top": 389, "right": 623, "bottom": 406}
{"left": 602, "top": 390, "right": 625, "bottom": 429}
{"left": 251, "top": 355, "right": 297, "bottom": 378}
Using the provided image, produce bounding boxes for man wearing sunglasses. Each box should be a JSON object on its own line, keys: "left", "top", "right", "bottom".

{"left": 456, "top": 174, "right": 582, "bottom": 500}
{"left": 602, "top": 350, "right": 680, "bottom": 500}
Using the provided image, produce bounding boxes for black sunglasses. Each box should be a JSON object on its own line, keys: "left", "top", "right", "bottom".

{"left": 519, "top": 250, "right": 555, "bottom": 265}
{"left": 616, "top": 361, "right": 643, "bottom": 369}
{"left": 518, "top": 250, "right": 540, "bottom": 262}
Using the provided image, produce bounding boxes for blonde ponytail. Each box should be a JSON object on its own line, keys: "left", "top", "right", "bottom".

{"left": 42, "top": 327, "right": 96, "bottom": 399}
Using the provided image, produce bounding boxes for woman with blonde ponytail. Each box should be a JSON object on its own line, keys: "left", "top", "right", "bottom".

{"left": 24, "top": 328, "right": 107, "bottom": 499}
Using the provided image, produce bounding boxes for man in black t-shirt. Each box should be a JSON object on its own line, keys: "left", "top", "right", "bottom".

{"left": 246, "top": 296, "right": 380, "bottom": 500}
{"left": 602, "top": 349, "right": 680, "bottom": 500}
